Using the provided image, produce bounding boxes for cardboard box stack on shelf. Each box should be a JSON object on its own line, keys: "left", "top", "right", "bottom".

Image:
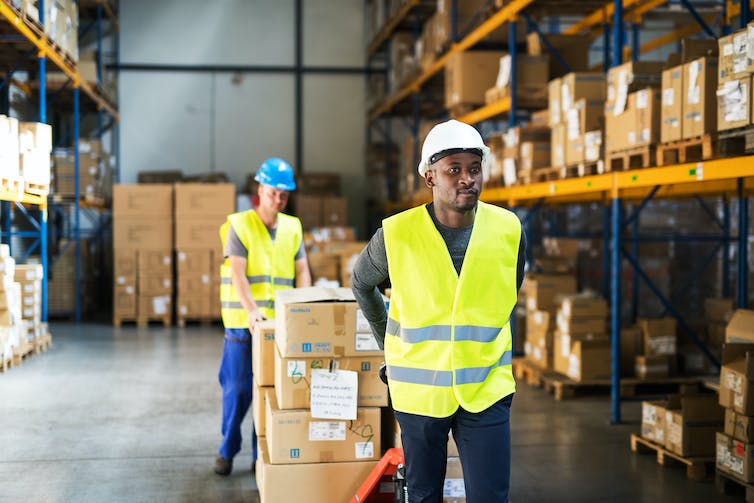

{"left": 524, "top": 274, "right": 577, "bottom": 369}
{"left": 716, "top": 311, "right": 754, "bottom": 482}
{"left": 14, "top": 264, "right": 44, "bottom": 347}
{"left": 112, "top": 184, "right": 173, "bottom": 326}
{"left": 492, "top": 125, "right": 549, "bottom": 188}
{"left": 0, "top": 115, "right": 21, "bottom": 196}
{"left": 634, "top": 317, "right": 677, "bottom": 379}
{"left": 254, "top": 287, "right": 387, "bottom": 503}
{"left": 18, "top": 122, "right": 52, "bottom": 196}
{"left": 13, "top": 0, "right": 79, "bottom": 61}
{"left": 483, "top": 52, "right": 549, "bottom": 109}
{"left": 174, "top": 183, "right": 235, "bottom": 325}
{"left": 641, "top": 393, "right": 723, "bottom": 456}
{"left": 716, "top": 26, "right": 754, "bottom": 132}
{"left": 292, "top": 173, "right": 347, "bottom": 231}
{"left": 553, "top": 294, "right": 610, "bottom": 382}
{"left": 53, "top": 140, "right": 112, "bottom": 205}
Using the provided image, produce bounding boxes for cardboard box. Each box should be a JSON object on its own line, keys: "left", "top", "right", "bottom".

{"left": 560, "top": 73, "right": 606, "bottom": 113}
{"left": 705, "top": 297, "right": 734, "bottom": 323}
{"left": 113, "top": 184, "right": 173, "bottom": 217}
{"left": 520, "top": 141, "right": 550, "bottom": 171}
{"left": 265, "top": 395, "right": 381, "bottom": 464}
{"left": 173, "top": 183, "right": 235, "bottom": 217}
{"left": 548, "top": 78, "right": 562, "bottom": 126}
{"left": 638, "top": 317, "right": 677, "bottom": 356}
{"left": 137, "top": 295, "right": 171, "bottom": 319}
{"left": 661, "top": 65, "right": 684, "bottom": 143}
{"left": 113, "top": 218, "right": 173, "bottom": 250}
{"left": 138, "top": 273, "right": 172, "bottom": 296}
{"left": 322, "top": 197, "right": 348, "bottom": 226}
{"left": 567, "top": 338, "right": 611, "bottom": 381}
{"left": 642, "top": 400, "right": 669, "bottom": 444}
{"left": 727, "top": 310, "right": 754, "bottom": 343}
{"left": 525, "top": 275, "right": 577, "bottom": 313}
{"left": 113, "top": 249, "right": 136, "bottom": 287}
{"left": 726, "top": 409, "right": 754, "bottom": 443}
{"left": 137, "top": 250, "right": 172, "bottom": 274}
{"left": 253, "top": 383, "right": 272, "bottom": 438}
{"left": 274, "top": 347, "right": 387, "bottom": 409}
{"left": 113, "top": 285, "right": 136, "bottom": 316}
{"left": 176, "top": 295, "right": 211, "bottom": 318}
{"left": 606, "top": 61, "right": 664, "bottom": 116}
{"left": 526, "top": 309, "right": 551, "bottom": 336}
{"left": 176, "top": 273, "right": 211, "bottom": 298}
{"left": 709, "top": 321, "right": 727, "bottom": 347}
{"left": 681, "top": 37, "right": 718, "bottom": 62}
{"left": 635, "top": 355, "right": 671, "bottom": 379}
{"left": 718, "top": 29, "right": 752, "bottom": 83}
{"left": 717, "top": 432, "right": 754, "bottom": 483}
{"left": 256, "top": 439, "right": 377, "bottom": 503}
{"left": 274, "top": 287, "right": 382, "bottom": 358}
{"left": 719, "top": 343, "right": 754, "bottom": 415}
{"left": 664, "top": 394, "right": 723, "bottom": 457}
{"left": 717, "top": 76, "right": 751, "bottom": 131}
{"left": 253, "top": 320, "right": 276, "bottom": 387}
{"left": 307, "top": 252, "right": 339, "bottom": 282}
{"left": 605, "top": 93, "right": 637, "bottom": 152}
{"left": 176, "top": 250, "right": 213, "bottom": 277}
{"left": 550, "top": 123, "right": 566, "bottom": 168}
{"left": 621, "top": 327, "right": 643, "bottom": 376}
{"left": 559, "top": 296, "right": 608, "bottom": 318}
{"left": 635, "top": 88, "right": 662, "bottom": 146}
{"left": 444, "top": 456, "right": 466, "bottom": 502}
{"left": 19, "top": 122, "right": 52, "bottom": 152}
{"left": 682, "top": 57, "right": 718, "bottom": 139}
{"left": 175, "top": 218, "right": 225, "bottom": 250}
{"left": 526, "top": 33, "right": 591, "bottom": 79}
{"left": 445, "top": 51, "right": 506, "bottom": 107}
{"left": 295, "top": 195, "right": 323, "bottom": 230}
{"left": 556, "top": 311, "right": 606, "bottom": 337}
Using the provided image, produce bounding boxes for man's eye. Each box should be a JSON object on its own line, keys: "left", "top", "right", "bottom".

{"left": 449, "top": 167, "right": 460, "bottom": 175}
{"left": 470, "top": 167, "right": 481, "bottom": 174}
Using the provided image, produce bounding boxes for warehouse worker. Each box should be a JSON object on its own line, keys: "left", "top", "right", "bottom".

{"left": 214, "top": 157, "right": 312, "bottom": 476}
{"left": 351, "top": 120, "right": 526, "bottom": 502}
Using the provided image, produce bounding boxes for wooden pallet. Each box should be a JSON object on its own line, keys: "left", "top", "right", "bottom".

{"left": 716, "top": 469, "right": 754, "bottom": 502}
{"left": 717, "top": 125, "right": 754, "bottom": 157}
{"left": 34, "top": 334, "right": 52, "bottom": 354}
{"left": 0, "top": 176, "right": 23, "bottom": 197}
{"left": 512, "top": 357, "right": 549, "bottom": 386}
{"left": 176, "top": 317, "right": 220, "bottom": 329}
{"left": 606, "top": 145, "right": 656, "bottom": 171}
{"left": 656, "top": 135, "right": 716, "bottom": 166}
{"left": 532, "top": 166, "right": 561, "bottom": 183}
{"left": 12, "top": 341, "right": 35, "bottom": 366}
{"left": 24, "top": 182, "right": 50, "bottom": 196}
{"left": 630, "top": 434, "right": 714, "bottom": 481}
{"left": 113, "top": 316, "right": 172, "bottom": 328}
{"left": 561, "top": 160, "right": 605, "bottom": 179}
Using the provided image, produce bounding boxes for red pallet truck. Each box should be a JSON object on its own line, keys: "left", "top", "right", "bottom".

{"left": 349, "top": 447, "right": 407, "bottom": 503}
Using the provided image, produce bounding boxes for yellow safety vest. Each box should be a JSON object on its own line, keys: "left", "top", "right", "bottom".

{"left": 219, "top": 210, "right": 302, "bottom": 328}
{"left": 383, "top": 201, "right": 521, "bottom": 417}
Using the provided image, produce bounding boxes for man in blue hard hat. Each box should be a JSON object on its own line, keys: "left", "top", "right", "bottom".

{"left": 214, "top": 157, "right": 312, "bottom": 476}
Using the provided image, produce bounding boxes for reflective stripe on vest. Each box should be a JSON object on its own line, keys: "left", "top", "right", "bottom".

{"left": 383, "top": 201, "right": 521, "bottom": 417}
{"left": 218, "top": 210, "right": 301, "bottom": 328}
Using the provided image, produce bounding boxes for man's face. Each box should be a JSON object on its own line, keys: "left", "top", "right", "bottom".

{"left": 424, "top": 152, "right": 483, "bottom": 212}
{"left": 258, "top": 184, "right": 289, "bottom": 213}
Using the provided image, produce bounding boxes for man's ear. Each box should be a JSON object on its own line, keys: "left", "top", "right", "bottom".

{"left": 424, "top": 170, "right": 434, "bottom": 188}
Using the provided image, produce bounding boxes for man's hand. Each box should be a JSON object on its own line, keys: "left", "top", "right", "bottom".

{"left": 248, "top": 309, "right": 266, "bottom": 333}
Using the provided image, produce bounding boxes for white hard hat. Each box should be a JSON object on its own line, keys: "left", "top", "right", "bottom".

{"left": 417, "top": 120, "right": 490, "bottom": 177}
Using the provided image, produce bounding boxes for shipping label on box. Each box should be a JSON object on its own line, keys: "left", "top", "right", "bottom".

{"left": 137, "top": 295, "right": 171, "bottom": 318}
{"left": 661, "top": 66, "right": 684, "bottom": 143}
{"left": 274, "top": 346, "right": 386, "bottom": 409}
{"left": 717, "top": 76, "right": 751, "bottom": 131}
{"left": 717, "top": 432, "right": 754, "bottom": 483}
{"left": 641, "top": 400, "right": 669, "bottom": 444}
{"left": 274, "top": 287, "right": 382, "bottom": 358}
{"left": 265, "top": 393, "right": 380, "bottom": 464}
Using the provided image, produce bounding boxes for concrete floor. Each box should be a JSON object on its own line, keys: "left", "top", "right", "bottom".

{"left": 0, "top": 323, "right": 738, "bottom": 502}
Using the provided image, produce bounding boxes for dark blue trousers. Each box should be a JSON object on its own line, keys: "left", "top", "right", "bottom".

{"left": 218, "top": 328, "right": 257, "bottom": 461}
{"left": 395, "top": 394, "right": 513, "bottom": 503}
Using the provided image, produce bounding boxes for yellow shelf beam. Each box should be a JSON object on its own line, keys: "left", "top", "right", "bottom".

{"left": 0, "top": 190, "right": 47, "bottom": 208}
{"left": 367, "top": 0, "right": 420, "bottom": 57}
{"left": 456, "top": 96, "right": 511, "bottom": 125}
{"left": 0, "top": 0, "right": 119, "bottom": 121}
{"left": 368, "top": 0, "right": 534, "bottom": 122}
{"left": 563, "top": 0, "right": 645, "bottom": 35}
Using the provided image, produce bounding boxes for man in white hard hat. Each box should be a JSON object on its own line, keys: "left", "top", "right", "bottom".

{"left": 352, "top": 120, "right": 526, "bottom": 502}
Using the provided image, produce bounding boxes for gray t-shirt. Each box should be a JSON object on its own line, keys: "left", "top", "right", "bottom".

{"left": 350, "top": 203, "right": 526, "bottom": 349}
{"left": 224, "top": 225, "right": 306, "bottom": 260}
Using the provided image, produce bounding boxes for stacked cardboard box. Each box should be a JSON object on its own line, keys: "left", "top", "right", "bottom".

{"left": 18, "top": 122, "right": 52, "bottom": 195}
{"left": 292, "top": 173, "right": 346, "bottom": 230}
{"left": 494, "top": 126, "right": 549, "bottom": 187}
{"left": 174, "top": 183, "right": 234, "bottom": 324}
{"left": 524, "top": 274, "right": 577, "bottom": 369}
{"left": 483, "top": 53, "right": 549, "bottom": 108}
{"left": 0, "top": 115, "right": 20, "bottom": 187}
{"left": 53, "top": 140, "right": 112, "bottom": 203}
{"left": 635, "top": 317, "right": 677, "bottom": 378}
{"left": 553, "top": 294, "right": 609, "bottom": 382}
{"left": 112, "top": 184, "right": 173, "bottom": 325}
{"left": 254, "top": 287, "right": 386, "bottom": 503}
{"left": 0, "top": 245, "right": 23, "bottom": 361}
{"left": 641, "top": 394, "right": 723, "bottom": 456}
{"left": 717, "top": 316, "right": 754, "bottom": 482}
{"left": 717, "top": 25, "right": 754, "bottom": 131}
{"left": 14, "top": 0, "right": 79, "bottom": 61}
{"left": 14, "top": 264, "right": 43, "bottom": 345}
{"left": 706, "top": 298, "right": 734, "bottom": 348}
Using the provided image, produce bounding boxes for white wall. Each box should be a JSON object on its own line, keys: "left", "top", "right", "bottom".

{"left": 119, "top": 0, "right": 367, "bottom": 231}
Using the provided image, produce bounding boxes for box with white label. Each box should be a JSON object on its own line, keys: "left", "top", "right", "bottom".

{"left": 265, "top": 393, "right": 381, "bottom": 464}
{"left": 717, "top": 432, "right": 754, "bottom": 483}
{"left": 137, "top": 295, "right": 171, "bottom": 319}
{"left": 444, "top": 456, "right": 466, "bottom": 502}
{"left": 274, "top": 287, "right": 383, "bottom": 358}
{"left": 274, "top": 345, "right": 387, "bottom": 409}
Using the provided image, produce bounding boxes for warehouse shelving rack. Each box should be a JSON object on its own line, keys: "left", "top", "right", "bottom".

{"left": 0, "top": 0, "right": 119, "bottom": 322}
{"left": 367, "top": 0, "right": 751, "bottom": 423}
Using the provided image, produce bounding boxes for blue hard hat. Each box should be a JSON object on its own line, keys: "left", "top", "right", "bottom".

{"left": 255, "top": 158, "right": 296, "bottom": 191}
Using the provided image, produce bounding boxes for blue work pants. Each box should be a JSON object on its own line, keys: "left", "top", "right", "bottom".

{"left": 394, "top": 393, "right": 513, "bottom": 503}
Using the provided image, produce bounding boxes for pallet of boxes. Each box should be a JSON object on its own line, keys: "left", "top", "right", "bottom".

{"left": 306, "top": 227, "right": 367, "bottom": 289}
{"left": 18, "top": 122, "right": 52, "bottom": 197}
{"left": 0, "top": 115, "right": 26, "bottom": 198}
{"left": 52, "top": 140, "right": 111, "bottom": 205}
{"left": 714, "top": 309, "right": 754, "bottom": 496}
{"left": 253, "top": 287, "right": 388, "bottom": 502}
{"left": 173, "top": 183, "right": 234, "bottom": 327}
{"left": 112, "top": 184, "right": 174, "bottom": 327}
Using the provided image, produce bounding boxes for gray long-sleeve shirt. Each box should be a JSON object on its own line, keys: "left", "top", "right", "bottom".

{"left": 351, "top": 203, "right": 527, "bottom": 349}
